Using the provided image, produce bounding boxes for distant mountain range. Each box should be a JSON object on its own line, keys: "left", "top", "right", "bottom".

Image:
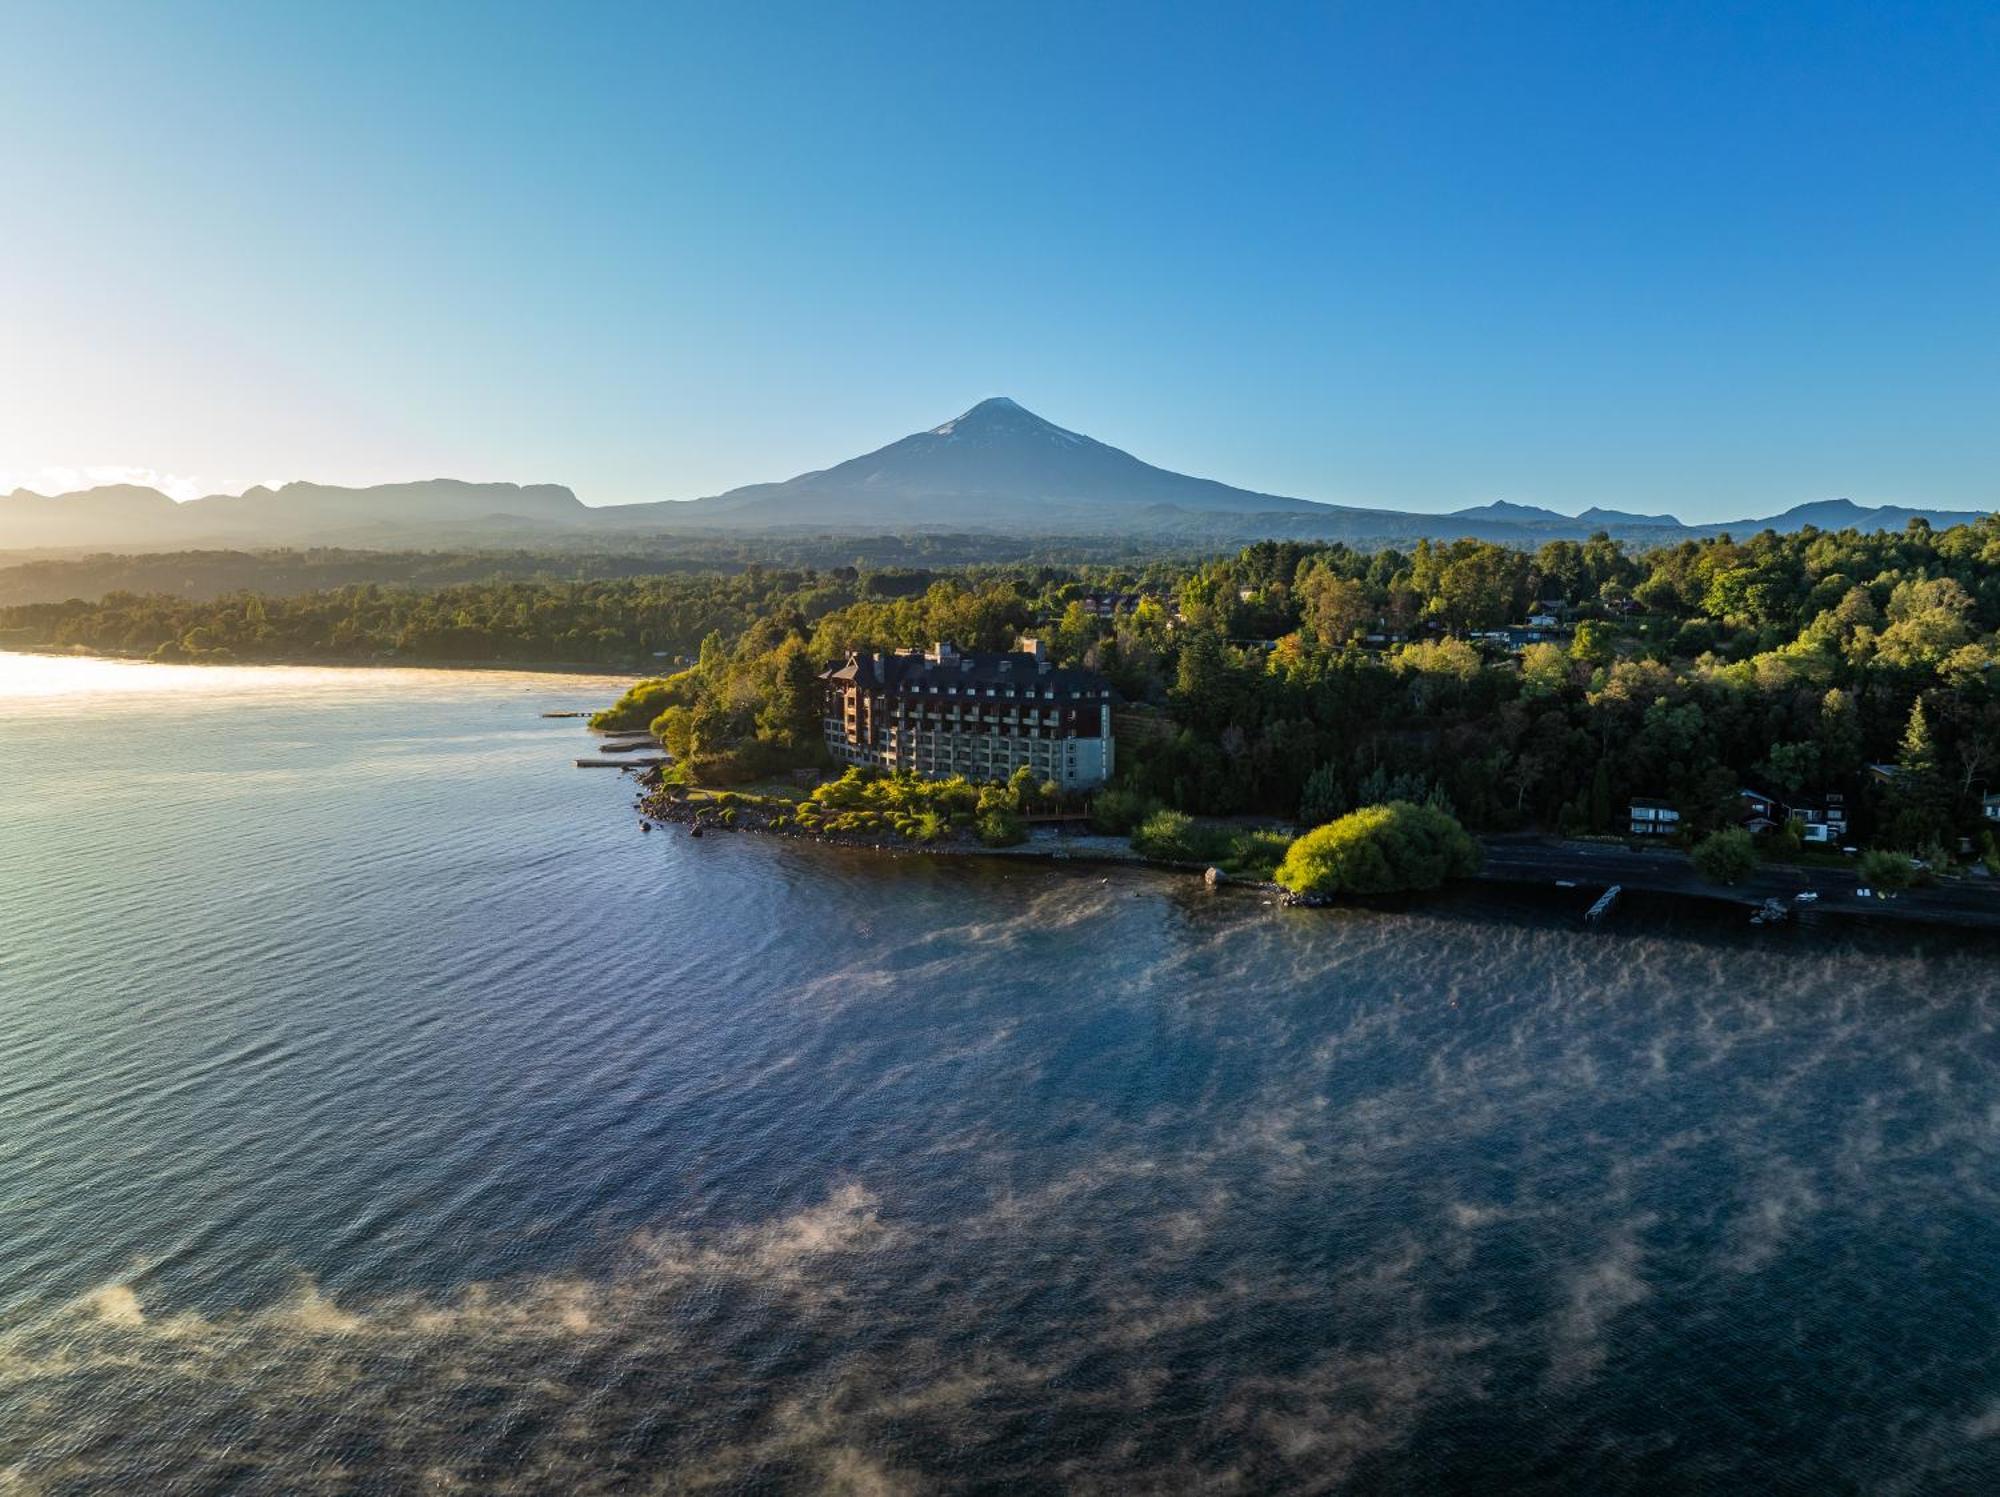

{"left": 3, "top": 397, "right": 1988, "bottom": 553}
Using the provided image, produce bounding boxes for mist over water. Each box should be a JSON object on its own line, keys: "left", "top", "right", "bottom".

{"left": 2, "top": 655, "right": 1997, "bottom": 1494}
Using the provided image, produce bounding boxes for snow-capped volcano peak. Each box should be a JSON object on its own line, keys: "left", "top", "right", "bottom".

{"left": 930, "top": 395, "right": 1057, "bottom": 438}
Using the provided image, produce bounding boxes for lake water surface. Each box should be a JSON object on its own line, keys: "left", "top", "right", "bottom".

{"left": 2, "top": 654, "right": 1997, "bottom": 1494}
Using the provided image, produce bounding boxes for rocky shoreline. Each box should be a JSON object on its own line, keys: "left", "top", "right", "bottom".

{"left": 631, "top": 775, "right": 1335, "bottom": 905}
{"left": 628, "top": 778, "right": 2000, "bottom": 930}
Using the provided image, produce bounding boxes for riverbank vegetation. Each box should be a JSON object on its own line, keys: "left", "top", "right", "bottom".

{"left": 650, "top": 765, "right": 1065, "bottom": 848}
{"left": 1691, "top": 828, "right": 1760, "bottom": 885}
{"left": 1274, "top": 802, "right": 1483, "bottom": 897}
{"left": 15, "top": 514, "right": 2000, "bottom": 868}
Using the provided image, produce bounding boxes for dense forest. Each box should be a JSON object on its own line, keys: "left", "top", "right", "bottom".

{"left": 11, "top": 517, "right": 2000, "bottom": 860}
{"left": 0, "top": 532, "right": 1177, "bottom": 607}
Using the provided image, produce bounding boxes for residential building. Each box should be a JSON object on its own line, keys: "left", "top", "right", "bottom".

{"left": 820, "top": 639, "right": 1115, "bottom": 790}
{"left": 1736, "top": 786, "right": 1851, "bottom": 842}
{"left": 1478, "top": 625, "right": 1556, "bottom": 651}
{"left": 1077, "top": 591, "right": 1149, "bottom": 619}
{"left": 1736, "top": 788, "right": 1780, "bottom": 834}
{"left": 1785, "top": 792, "right": 1849, "bottom": 842}
{"left": 1629, "top": 798, "right": 1681, "bottom": 837}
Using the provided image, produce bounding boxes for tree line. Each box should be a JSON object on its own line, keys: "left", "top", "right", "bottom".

{"left": 11, "top": 516, "right": 2000, "bottom": 858}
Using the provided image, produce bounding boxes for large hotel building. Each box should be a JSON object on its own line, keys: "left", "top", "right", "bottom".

{"left": 819, "top": 640, "right": 1114, "bottom": 789}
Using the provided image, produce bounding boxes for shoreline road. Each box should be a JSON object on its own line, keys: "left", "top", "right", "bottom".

{"left": 1478, "top": 836, "right": 2000, "bottom": 933}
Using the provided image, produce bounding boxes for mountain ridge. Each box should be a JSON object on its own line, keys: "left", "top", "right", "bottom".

{"left": 3, "top": 398, "right": 1989, "bottom": 552}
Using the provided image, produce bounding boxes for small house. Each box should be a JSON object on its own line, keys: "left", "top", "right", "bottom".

{"left": 1776, "top": 791, "right": 1849, "bottom": 845}
{"left": 1629, "top": 798, "right": 1680, "bottom": 837}
{"left": 1736, "top": 789, "right": 1780, "bottom": 834}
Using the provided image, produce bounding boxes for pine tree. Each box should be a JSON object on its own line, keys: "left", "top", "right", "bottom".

{"left": 1299, "top": 761, "right": 1347, "bottom": 826}
{"left": 1890, "top": 696, "right": 1950, "bottom": 851}
{"left": 1898, "top": 698, "right": 1937, "bottom": 777}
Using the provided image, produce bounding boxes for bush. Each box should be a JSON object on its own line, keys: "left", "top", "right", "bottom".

{"left": 977, "top": 808, "right": 1026, "bottom": 847}
{"left": 1220, "top": 828, "right": 1292, "bottom": 881}
{"left": 1273, "top": 802, "right": 1481, "bottom": 896}
{"left": 1089, "top": 786, "right": 1157, "bottom": 836}
{"left": 650, "top": 704, "right": 694, "bottom": 758}
{"left": 1131, "top": 809, "right": 1231, "bottom": 864}
{"left": 1692, "top": 827, "right": 1758, "bottom": 884}
{"left": 591, "top": 670, "right": 698, "bottom": 731}
{"left": 1858, "top": 848, "right": 1917, "bottom": 889}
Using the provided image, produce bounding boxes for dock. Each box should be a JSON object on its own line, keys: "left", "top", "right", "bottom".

{"left": 1584, "top": 885, "right": 1622, "bottom": 922}
{"left": 576, "top": 754, "right": 669, "bottom": 769}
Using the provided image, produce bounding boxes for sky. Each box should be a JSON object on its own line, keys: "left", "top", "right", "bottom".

{"left": 1, "top": 0, "right": 1996, "bottom": 522}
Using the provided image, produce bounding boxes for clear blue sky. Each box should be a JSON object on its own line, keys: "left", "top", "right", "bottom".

{"left": 2, "top": 0, "right": 1995, "bottom": 520}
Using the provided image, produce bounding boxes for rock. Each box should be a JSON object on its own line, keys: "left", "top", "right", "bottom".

{"left": 1203, "top": 866, "right": 1225, "bottom": 887}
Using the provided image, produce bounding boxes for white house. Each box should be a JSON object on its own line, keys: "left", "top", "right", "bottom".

{"left": 1629, "top": 798, "right": 1680, "bottom": 837}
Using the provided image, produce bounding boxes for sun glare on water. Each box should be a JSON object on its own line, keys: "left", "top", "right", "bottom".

{"left": 0, "top": 651, "right": 632, "bottom": 711}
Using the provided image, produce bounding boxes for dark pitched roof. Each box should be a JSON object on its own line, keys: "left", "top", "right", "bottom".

{"left": 821, "top": 647, "right": 1111, "bottom": 697}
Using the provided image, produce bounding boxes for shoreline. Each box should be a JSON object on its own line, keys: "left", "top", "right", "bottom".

{"left": 637, "top": 785, "right": 2000, "bottom": 935}
{"left": 0, "top": 643, "right": 643, "bottom": 677}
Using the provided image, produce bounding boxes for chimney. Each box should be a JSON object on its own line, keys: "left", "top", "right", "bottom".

{"left": 926, "top": 641, "right": 957, "bottom": 665}
{"left": 1018, "top": 635, "right": 1051, "bottom": 673}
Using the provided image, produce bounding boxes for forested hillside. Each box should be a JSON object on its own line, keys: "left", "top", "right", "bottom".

{"left": 10, "top": 518, "right": 2000, "bottom": 857}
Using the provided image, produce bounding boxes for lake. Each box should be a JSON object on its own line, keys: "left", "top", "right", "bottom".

{"left": 1, "top": 654, "right": 1997, "bottom": 1494}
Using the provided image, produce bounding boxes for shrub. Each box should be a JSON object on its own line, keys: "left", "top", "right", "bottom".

{"left": 591, "top": 670, "right": 698, "bottom": 731}
{"left": 978, "top": 808, "right": 1026, "bottom": 847}
{"left": 1858, "top": 848, "right": 1917, "bottom": 889}
{"left": 1273, "top": 801, "right": 1481, "bottom": 897}
{"left": 1131, "top": 809, "right": 1230, "bottom": 863}
{"left": 650, "top": 704, "right": 694, "bottom": 758}
{"left": 1692, "top": 827, "right": 1758, "bottom": 884}
{"left": 1221, "top": 828, "right": 1292, "bottom": 881}
{"left": 1089, "top": 786, "right": 1157, "bottom": 836}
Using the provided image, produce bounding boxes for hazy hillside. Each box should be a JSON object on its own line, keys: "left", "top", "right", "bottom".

{"left": 0, "top": 480, "right": 586, "bottom": 552}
